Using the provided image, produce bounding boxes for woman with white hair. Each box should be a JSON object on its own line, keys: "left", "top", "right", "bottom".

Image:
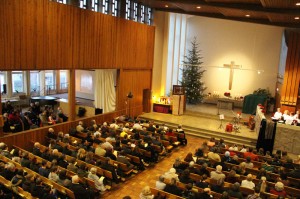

{"left": 270, "top": 182, "right": 287, "bottom": 197}
{"left": 163, "top": 168, "right": 179, "bottom": 181}
{"left": 241, "top": 174, "right": 255, "bottom": 189}
{"left": 139, "top": 186, "right": 154, "bottom": 199}
{"left": 87, "top": 167, "right": 106, "bottom": 192}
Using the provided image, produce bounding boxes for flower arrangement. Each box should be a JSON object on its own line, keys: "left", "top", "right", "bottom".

{"left": 224, "top": 92, "right": 231, "bottom": 97}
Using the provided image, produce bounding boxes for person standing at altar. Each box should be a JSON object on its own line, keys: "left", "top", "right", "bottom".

{"left": 273, "top": 108, "right": 282, "bottom": 120}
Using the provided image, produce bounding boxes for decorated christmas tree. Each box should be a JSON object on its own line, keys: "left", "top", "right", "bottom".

{"left": 181, "top": 38, "right": 207, "bottom": 104}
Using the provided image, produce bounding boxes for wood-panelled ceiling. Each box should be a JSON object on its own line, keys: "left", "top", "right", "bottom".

{"left": 139, "top": 0, "right": 300, "bottom": 28}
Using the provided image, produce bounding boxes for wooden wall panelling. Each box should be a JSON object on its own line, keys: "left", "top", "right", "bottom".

{"left": 115, "top": 19, "right": 155, "bottom": 69}
{"left": 98, "top": 14, "right": 118, "bottom": 68}
{"left": 0, "top": 0, "right": 155, "bottom": 70}
{"left": 292, "top": 35, "right": 300, "bottom": 105}
{"left": 281, "top": 32, "right": 300, "bottom": 106}
{"left": 147, "top": 27, "right": 155, "bottom": 69}
{"left": 36, "top": 0, "right": 46, "bottom": 68}
{"left": 0, "top": 1, "right": 5, "bottom": 68}
{"left": 281, "top": 34, "right": 293, "bottom": 104}
{"left": 287, "top": 33, "right": 298, "bottom": 105}
{"left": 70, "top": 5, "right": 80, "bottom": 69}
{"left": 115, "top": 20, "right": 137, "bottom": 68}
{"left": 46, "top": 1, "right": 57, "bottom": 69}
{"left": 12, "top": 0, "right": 21, "bottom": 69}
{"left": 23, "top": 0, "right": 36, "bottom": 69}
{"left": 0, "top": 0, "right": 14, "bottom": 67}
{"left": 117, "top": 69, "right": 152, "bottom": 117}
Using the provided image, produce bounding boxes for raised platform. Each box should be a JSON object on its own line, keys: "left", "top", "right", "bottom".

{"left": 139, "top": 111, "right": 258, "bottom": 148}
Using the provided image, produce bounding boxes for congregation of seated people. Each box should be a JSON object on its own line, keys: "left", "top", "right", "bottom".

{"left": 152, "top": 137, "right": 300, "bottom": 199}
{"left": 2, "top": 100, "right": 68, "bottom": 133}
{"left": 0, "top": 118, "right": 187, "bottom": 198}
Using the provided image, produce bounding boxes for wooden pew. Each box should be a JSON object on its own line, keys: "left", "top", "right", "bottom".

{"left": 0, "top": 176, "right": 37, "bottom": 199}
{"left": 150, "top": 187, "right": 184, "bottom": 199}
{"left": 39, "top": 142, "right": 115, "bottom": 184}
{"left": 0, "top": 155, "right": 76, "bottom": 199}
{"left": 161, "top": 140, "right": 173, "bottom": 152}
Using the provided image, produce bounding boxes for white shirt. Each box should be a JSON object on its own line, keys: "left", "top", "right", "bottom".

{"left": 274, "top": 111, "right": 282, "bottom": 119}
{"left": 155, "top": 181, "right": 166, "bottom": 190}
{"left": 133, "top": 123, "right": 142, "bottom": 130}
{"left": 241, "top": 180, "right": 255, "bottom": 189}
{"left": 88, "top": 172, "right": 106, "bottom": 191}
{"left": 283, "top": 114, "right": 289, "bottom": 120}
{"left": 293, "top": 114, "right": 299, "bottom": 120}
{"left": 48, "top": 172, "right": 59, "bottom": 182}
{"left": 285, "top": 115, "right": 294, "bottom": 125}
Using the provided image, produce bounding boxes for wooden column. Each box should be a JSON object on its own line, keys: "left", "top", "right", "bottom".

{"left": 0, "top": 86, "right": 3, "bottom": 136}
{"left": 6, "top": 71, "right": 12, "bottom": 98}
{"left": 56, "top": 71, "right": 60, "bottom": 94}
{"left": 67, "top": 0, "right": 80, "bottom": 7}
{"left": 68, "top": 70, "right": 76, "bottom": 121}
{"left": 118, "top": 0, "right": 126, "bottom": 19}
{"left": 86, "top": 0, "right": 93, "bottom": 10}
{"left": 280, "top": 31, "right": 300, "bottom": 112}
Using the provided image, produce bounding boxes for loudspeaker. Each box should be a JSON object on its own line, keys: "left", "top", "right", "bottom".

{"left": 95, "top": 108, "right": 103, "bottom": 115}
{"left": 2, "top": 84, "right": 6, "bottom": 94}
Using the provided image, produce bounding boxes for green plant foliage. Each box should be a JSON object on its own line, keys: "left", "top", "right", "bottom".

{"left": 180, "top": 37, "right": 207, "bottom": 104}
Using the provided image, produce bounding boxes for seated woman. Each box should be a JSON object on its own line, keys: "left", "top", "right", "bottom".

{"left": 139, "top": 186, "right": 154, "bottom": 199}
{"left": 184, "top": 152, "right": 194, "bottom": 162}
{"left": 241, "top": 174, "right": 255, "bottom": 189}
{"left": 48, "top": 113, "right": 57, "bottom": 125}
{"left": 256, "top": 176, "right": 270, "bottom": 193}
{"left": 164, "top": 178, "right": 182, "bottom": 196}
{"left": 228, "top": 182, "right": 243, "bottom": 199}
{"left": 179, "top": 169, "right": 193, "bottom": 184}
{"left": 164, "top": 168, "right": 179, "bottom": 182}
{"left": 270, "top": 182, "right": 287, "bottom": 198}
{"left": 226, "top": 170, "right": 240, "bottom": 184}
{"left": 87, "top": 167, "right": 106, "bottom": 192}
{"left": 282, "top": 110, "right": 290, "bottom": 121}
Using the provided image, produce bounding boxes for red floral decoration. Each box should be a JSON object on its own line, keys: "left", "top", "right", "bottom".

{"left": 224, "top": 92, "right": 231, "bottom": 97}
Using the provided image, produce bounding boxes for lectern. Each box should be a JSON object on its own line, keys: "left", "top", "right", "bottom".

{"left": 172, "top": 85, "right": 185, "bottom": 116}
{"left": 172, "top": 95, "right": 184, "bottom": 115}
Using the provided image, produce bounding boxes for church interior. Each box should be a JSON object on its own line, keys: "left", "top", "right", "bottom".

{"left": 0, "top": 0, "right": 300, "bottom": 198}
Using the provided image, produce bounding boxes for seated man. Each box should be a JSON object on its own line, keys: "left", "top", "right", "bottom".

{"left": 69, "top": 175, "right": 92, "bottom": 199}
{"left": 210, "top": 165, "right": 225, "bottom": 183}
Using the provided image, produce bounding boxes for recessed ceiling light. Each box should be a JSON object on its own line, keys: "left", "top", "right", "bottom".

{"left": 165, "top": 5, "right": 169, "bottom": 8}
{"left": 245, "top": 14, "right": 250, "bottom": 17}
{"left": 295, "top": 17, "right": 300, "bottom": 20}
{"left": 196, "top": 6, "right": 201, "bottom": 9}
{"left": 296, "top": 2, "right": 300, "bottom": 6}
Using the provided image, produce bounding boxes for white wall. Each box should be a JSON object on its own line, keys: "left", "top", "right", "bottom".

{"left": 186, "top": 16, "right": 284, "bottom": 96}
{"left": 152, "top": 11, "right": 166, "bottom": 98}
{"left": 75, "top": 70, "right": 95, "bottom": 100}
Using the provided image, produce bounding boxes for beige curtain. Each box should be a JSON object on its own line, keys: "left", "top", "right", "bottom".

{"left": 94, "top": 69, "right": 116, "bottom": 113}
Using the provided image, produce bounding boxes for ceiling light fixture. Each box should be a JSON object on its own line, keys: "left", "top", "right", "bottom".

{"left": 295, "top": 17, "right": 300, "bottom": 20}
{"left": 296, "top": 2, "right": 300, "bottom": 6}
{"left": 196, "top": 6, "right": 201, "bottom": 9}
{"left": 165, "top": 5, "right": 169, "bottom": 8}
{"left": 245, "top": 14, "right": 250, "bottom": 17}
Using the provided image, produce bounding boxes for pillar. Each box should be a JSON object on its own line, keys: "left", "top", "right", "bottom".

{"left": 68, "top": 70, "right": 76, "bottom": 121}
